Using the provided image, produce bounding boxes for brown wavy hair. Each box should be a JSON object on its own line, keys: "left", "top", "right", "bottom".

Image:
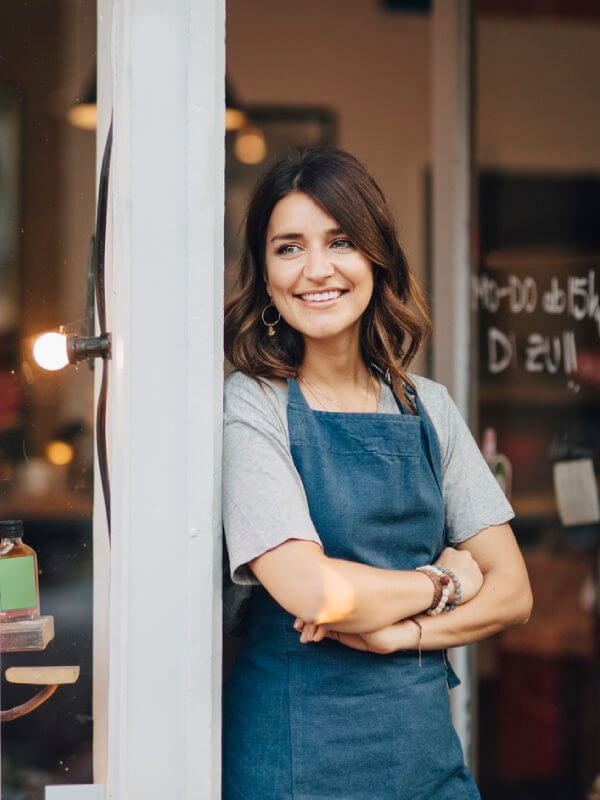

{"left": 224, "top": 147, "right": 431, "bottom": 414}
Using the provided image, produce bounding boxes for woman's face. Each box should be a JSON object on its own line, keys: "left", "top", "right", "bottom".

{"left": 264, "top": 191, "right": 374, "bottom": 344}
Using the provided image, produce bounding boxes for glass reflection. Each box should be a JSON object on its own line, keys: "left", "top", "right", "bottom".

{"left": 0, "top": 1, "right": 96, "bottom": 796}
{"left": 475, "top": 7, "right": 600, "bottom": 799}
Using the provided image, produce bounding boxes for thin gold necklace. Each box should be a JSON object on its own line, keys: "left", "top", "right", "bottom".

{"left": 299, "top": 381, "right": 330, "bottom": 411}
{"left": 298, "top": 373, "right": 376, "bottom": 412}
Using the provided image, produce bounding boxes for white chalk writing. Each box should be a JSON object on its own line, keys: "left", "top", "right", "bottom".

{"left": 473, "top": 270, "right": 600, "bottom": 335}
{"left": 472, "top": 274, "right": 537, "bottom": 314}
{"left": 487, "top": 327, "right": 578, "bottom": 378}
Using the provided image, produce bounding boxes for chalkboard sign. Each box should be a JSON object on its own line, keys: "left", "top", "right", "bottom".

{"left": 476, "top": 172, "right": 600, "bottom": 509}
{"left": 475, "top": 247, "right": 599, "bottom": 401}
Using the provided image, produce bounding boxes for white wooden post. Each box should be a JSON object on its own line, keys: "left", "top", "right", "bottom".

{"left": 431, "top": 0, "right": 476, "bottom": 767}
{"left": 97, "top": 1, "right": 225, "bottom": 797}
{"left": 93, "top": 1, "right": 113, "bottom": 785}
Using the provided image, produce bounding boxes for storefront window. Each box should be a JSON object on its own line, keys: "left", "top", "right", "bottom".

{"left": 0, "top": 2, "right": 97, "bottom": 796}
{"left": 475, "top": 5, "right": 600, "bottom": 798}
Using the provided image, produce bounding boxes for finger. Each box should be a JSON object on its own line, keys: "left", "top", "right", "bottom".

{"left": 312, "top": 625, "right": 328, "bottom": 642}
{"left": 293, "top": 618, "right": 304, "bottom": 632}
{"left": 300, "top": 623, "right": 317, "bottom": 644}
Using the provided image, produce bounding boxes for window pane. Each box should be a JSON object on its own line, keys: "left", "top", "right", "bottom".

{"left": 0, "top": 1, "right": 97, "bottom": 796}
{"left": 475, "top": 7, "right": 600, "bottom": 799}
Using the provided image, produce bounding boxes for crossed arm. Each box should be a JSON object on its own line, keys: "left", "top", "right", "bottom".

{"left": 249, "top": 522, "right": 532, "bottom": 654}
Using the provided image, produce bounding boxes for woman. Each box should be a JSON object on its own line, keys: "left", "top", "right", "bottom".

{"left": 222, "top": 147, "right": 532, "bottom": 800}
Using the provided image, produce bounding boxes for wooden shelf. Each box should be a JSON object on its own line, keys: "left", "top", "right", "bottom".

{"left": 0, "top": 615, "right": 54, "bottom": 652}
{"left": 6, "top": 665, "right": 79, "bottom": 685}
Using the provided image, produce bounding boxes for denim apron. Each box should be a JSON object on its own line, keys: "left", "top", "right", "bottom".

{"left": 223, "top": 377, "right": 480, "bottom": 800}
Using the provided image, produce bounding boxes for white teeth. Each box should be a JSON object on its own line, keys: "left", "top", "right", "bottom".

{"left": 300, "top": 290, "right": 343, "bottom": 302}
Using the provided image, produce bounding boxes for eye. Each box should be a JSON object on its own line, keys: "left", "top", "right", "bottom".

{"left": 276, "top": 243, "right": 301, "bottom": 256}
{"left": 331, "top": 239, "right": 354, "bottom": 250}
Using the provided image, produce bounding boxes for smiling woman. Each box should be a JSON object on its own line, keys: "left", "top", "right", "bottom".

{"left": 221, "top": 147, "right": 530, "bottom": 800}
{"left": 224, "top": 146, "right": 432, "bottom": 414}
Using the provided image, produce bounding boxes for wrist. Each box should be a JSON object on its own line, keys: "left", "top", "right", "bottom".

{"left": 416, "top": 565, "right": 451, "bottom": 615}
{"left": 390, "top": 619, "right": 421, "bottom": 652}
{"left": 405, "top": 618, "right": 421, "bottom": 650}
{"left": 407, "top": 617, "right": 423, "bottom": 664}
{"left": 435, "top": 565, "right": 462, "bottom": 610}
{"left": 446, "top": 579, "right": 456, "bottom": 605}
{"left": 413, "top": 569, "right": 435, "bottom": 612}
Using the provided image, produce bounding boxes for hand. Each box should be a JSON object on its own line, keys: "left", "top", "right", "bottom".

{"left": 435, "top": 547, "right": 483, "bottom": 604}
{"left": 294, "top": 618, "right": 419, "bottom": 655}
{"left": 293, "top": 619, "right": 329, "bottom": 643}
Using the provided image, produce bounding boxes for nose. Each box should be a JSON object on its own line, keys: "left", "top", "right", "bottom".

{"left": 302, "top": 246, "right": 335, "bottom": 281}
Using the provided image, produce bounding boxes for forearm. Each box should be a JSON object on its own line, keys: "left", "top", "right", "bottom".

{"left": 251, "top": 541, "right": 435, "bottom": 630}
{"left": 309, "top": 556, "right": 436, "bottom": 632}
{"left": 410, "top": 566, "right": 531, "bottom": 650}
{"left": 318, "top": 566, "right": 531, "bottom": 654}
{"left": 409, "top": 524, "right": 533, "bottom": 650}
{"left": 305, "top": 524, "right": 532, "bottom": 653}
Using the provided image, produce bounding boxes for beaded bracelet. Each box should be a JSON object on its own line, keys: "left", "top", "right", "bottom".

{"left": 436, "top": 565, "right": 462, "bottom": 611}
{"left": 416, "top": 565, "right": 442, "bottom": 609}
{"left": 416, "top": 565, "right": 451, "bottom": 615}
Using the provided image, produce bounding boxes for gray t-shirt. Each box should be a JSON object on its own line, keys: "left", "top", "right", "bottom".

{"left": 223, "top": 370, "right": 515, "bottom": 586}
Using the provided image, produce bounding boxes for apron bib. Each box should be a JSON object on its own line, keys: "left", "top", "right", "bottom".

{"left": 223, "top": 377, "right": 479, "bottom": 800}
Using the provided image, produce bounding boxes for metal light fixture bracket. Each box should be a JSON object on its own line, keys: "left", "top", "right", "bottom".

{"left": 67, "top": 332, "right": 111, "bottom": 364}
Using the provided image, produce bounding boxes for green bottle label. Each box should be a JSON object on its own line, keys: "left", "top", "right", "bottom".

{"left": 0, "top": 555, "right": 37, "bottom": 611}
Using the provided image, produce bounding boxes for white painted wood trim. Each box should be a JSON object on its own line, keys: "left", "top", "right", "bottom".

{"left": 46, "top": 787, "right": 104, "bottom": 800}
{"left": 93, "top": 1, "right": 114, "bottom": 787}
{"left": 102, "top": 2, "right": 225, "bottom": 798}
{"left": 431, "top": 0, "right": 476, "bottom": 767}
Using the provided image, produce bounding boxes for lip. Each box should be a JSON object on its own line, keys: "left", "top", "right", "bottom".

{"left": 294, "top": 289, "right": 349, "bottom": 308}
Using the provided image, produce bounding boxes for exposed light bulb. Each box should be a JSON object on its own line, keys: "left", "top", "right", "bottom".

{"left": 33, "top": 332, "right": 69, "bottom": 371}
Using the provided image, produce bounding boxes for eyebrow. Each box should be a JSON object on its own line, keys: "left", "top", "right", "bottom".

{"left": 270, "top": 227, "right": 344, "bottom": 243}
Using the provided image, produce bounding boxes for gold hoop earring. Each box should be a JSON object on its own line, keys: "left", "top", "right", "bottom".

{"left": 261, "top": 299, "right": 281, "bottom": 337}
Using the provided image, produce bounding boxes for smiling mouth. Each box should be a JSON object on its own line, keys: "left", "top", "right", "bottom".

{"left": 295, "top": 289, "right": 348, "bottom": 304}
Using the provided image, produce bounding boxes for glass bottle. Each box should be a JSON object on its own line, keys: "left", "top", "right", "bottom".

{"left": 0, "top": 519, "right": 40, "bottom": 621}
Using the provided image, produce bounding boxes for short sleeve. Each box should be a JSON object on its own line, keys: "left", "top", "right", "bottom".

{"left": 223, "top": 373, "right": 323, "bottom": 585}
{"left": 440, "top": 386, "right": 515, "bottom": 544}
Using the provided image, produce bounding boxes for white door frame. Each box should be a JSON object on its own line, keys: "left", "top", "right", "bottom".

{"left": 95, "top": 1, "right": 225, "bottom": 797}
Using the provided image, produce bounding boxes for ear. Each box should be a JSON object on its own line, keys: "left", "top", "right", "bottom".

{"left": 265, "top": 281, "right": 272, "bottom": 298}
